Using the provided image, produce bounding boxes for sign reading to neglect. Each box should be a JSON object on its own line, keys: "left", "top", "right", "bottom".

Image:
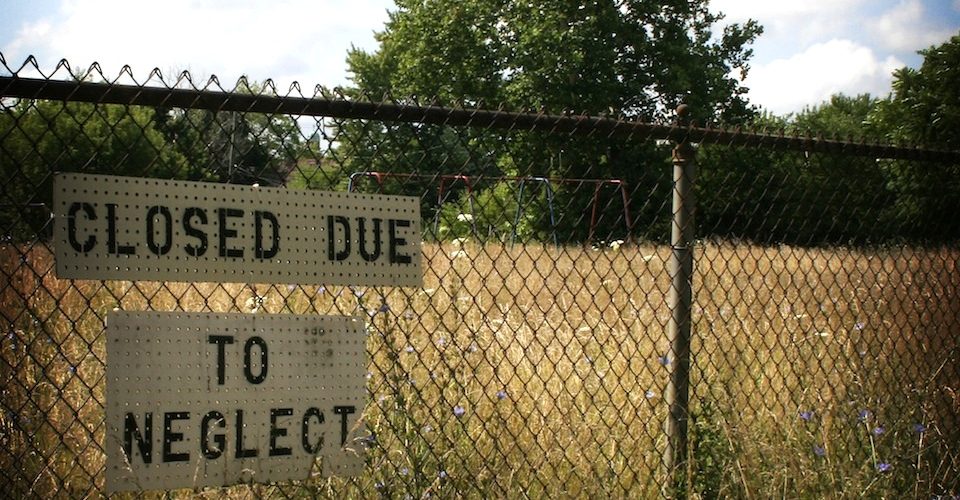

{"left": 54, "top": 173, "right": 422, "bottom": 286}
{"left": 105, "top": 312, "right": 369, "bottom": 492}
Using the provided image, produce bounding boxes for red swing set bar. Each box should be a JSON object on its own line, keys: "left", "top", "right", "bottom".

{"left": 346, "top": 172, "right": 634, "bottom": 244}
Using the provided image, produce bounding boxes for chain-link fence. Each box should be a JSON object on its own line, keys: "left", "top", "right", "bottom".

{"left": 2, "top": 57, "right": 959, "bottom": 498}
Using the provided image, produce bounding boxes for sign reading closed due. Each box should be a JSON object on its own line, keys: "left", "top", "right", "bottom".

{"left": 51, "top": 174, "right": 426, "bottom": 492}
{"left": 53, "top": 173, "right": 421, "bottom": 286}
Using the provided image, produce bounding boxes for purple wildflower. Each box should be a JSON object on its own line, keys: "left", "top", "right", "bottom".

{"left": 645, "top": 390, "right": 656, "bottom": 399}
{"left": 813, "top": 445, "right": 826, "bottom": 457}
{"left": 799, "top": 410, "right": 814, "bottom": 421}
{"left": 378, "top": 303, "right": 390, "bottom": 313}
{"left": 405, "top": 345, "right": 415, "bottom": 353}
{"left": 876, "top": 462, "right": 891, "bottom": 472}
{"left": 658, "top": 355, "right": 670, "bottom": 366}
{"left": 873, "top": 426, "right": 885, "bottom": 436}
{"left": 913, "top": 423, "right": 927, "bottom": 433}
{"left": 399, "top": 467, "right": 409, "bottom": 476}
{"left": 853, "top": 322, "right": 865, "bottom": 331}
{"left": 496, "top": 390, "right": 508, "bottom": 400}
{"left": 858, "top": 409, "right": 871, "bottom": 421}
{"left": 438, "top": 470, "right": 448, "bottom": 479}
{"left": 453, "top": 405, "right": 466, "bottom": 417}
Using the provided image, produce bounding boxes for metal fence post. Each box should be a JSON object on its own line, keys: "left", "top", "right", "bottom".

{"left": 663, "top": 104, "right": 696, "bottom": 496}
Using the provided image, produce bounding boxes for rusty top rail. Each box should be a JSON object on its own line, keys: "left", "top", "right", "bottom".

{"left": 2, "top": 75, "right": 958, "bottom": 163}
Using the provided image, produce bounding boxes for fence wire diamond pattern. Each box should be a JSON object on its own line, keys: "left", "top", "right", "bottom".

{"left": 2, "top": 57, "right": 959, "bottom": 498}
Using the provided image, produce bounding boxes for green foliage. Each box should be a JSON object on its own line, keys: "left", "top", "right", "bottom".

{"left": 792, "top": 94, "right": 884, "bottom": 141}
{"left": 690, "top": 398, "right": 733, "bottom": 499}
{"left": 348, "top": 0, "right": 761, "bottom": 123}
{"left": 341, "top": 0, "right": 762, "bottom": 243}
{"left": 1, "top": 100, "right": 190, "bottom": 239}
{"left": 871, "top": 32, "right": 960, "bottom": 149}
{"left": 436, "top": 180, "right": 546, "bottom": 242}
{"left": 1, "top": 81, "right": 306, "bottom": 242}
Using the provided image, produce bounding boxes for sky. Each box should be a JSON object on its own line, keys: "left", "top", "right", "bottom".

{"left": 1, "top": 0, "right": 958, "bottom": 116}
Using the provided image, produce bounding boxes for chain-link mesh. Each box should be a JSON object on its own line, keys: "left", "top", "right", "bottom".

{"left": 2, "top": 57, "right": 959, "bottom": 498}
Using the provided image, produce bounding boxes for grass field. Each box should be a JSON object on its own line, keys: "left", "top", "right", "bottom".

{"left": 1, "top": 241, "right": 958, "bottom": 498}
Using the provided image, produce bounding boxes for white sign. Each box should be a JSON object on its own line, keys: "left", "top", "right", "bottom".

{"left": 105, "top": 312, "right": 369, "bottom": 492}
{"left": 54, "top": 173, "right": 422, "bottom": 286}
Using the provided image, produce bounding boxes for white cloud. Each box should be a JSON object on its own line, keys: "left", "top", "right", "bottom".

{"left": 4, "top": 0, "right": 394, "bottom": 89}
{"left": 745, "top": 39, "right": 902, "bottom": 114}
{"left": 868, "top": 0, "right": 955, "bottom": 52}
{"left": 711, "top": 0, "right": 863, "bottom": 21}
{"left": 711, "top": 0, "right": 864, "bottom": 44}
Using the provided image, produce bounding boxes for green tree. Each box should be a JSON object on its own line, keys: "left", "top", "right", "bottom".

{"left": 871, "top": 32, "right": 960, "bottom": 149}
{"left": 1, "top": 79, "right": 306, "bottom": 242}
{"left": 791, "top": 94, "right": 883, "bottom": 140}
{"left": 868, "top": 33, "right": 960, "bottom": 241}
{"left": 1, "top": 100, "right": 190, "bottom": 240}
{"left": 152, "top": 80, "right": 305, "bottom": 187}
{"left": 349, "top": 0, "right": 760, "bottom": 123}
{"left": 341, "top": 0, "right": 761, "bottom": 242}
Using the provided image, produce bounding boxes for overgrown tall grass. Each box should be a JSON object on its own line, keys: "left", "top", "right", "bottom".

{"left": 1, "top": 242, "right": 958, "bottom": 498}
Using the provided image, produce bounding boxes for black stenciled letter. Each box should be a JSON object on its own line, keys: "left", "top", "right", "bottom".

{"left": 269, "top": 408, "right": 294, "bottom": 457}
{"left": 389, "top": 219, "right": 412, "bottom": 264}
{"left": 67, "top": 202, "right": 96, "bottom": 252}
{"left": 254, "top": 210, "right": 280, "bottom": 259}
{"left": 183, "top": 207, "right": 208, "bottom": 257}
{"left": 106, "top": 203, "right": 135, "bottom": 255}
{"left": 123, "top": 412, "right": 153, "bottom": 464}
{"left": 302, "top": 407, "right": 324, "bottom": 453}
{"left": 146, "top": 206, "right": 173, "bottom": 256}
{"left": 327, "top": 215, "right": 350, "bottom": 261}
{"left": 218, "top": 208, "right": 244, "bottom": 258}
{"left": 200, "top": 410, "right": 226, "bottom": 459}
{"left": 208, "top": 335, "right": 234, "bottom": 385}
{"left": 243, "top": 336, "right": 268, "bottom": 384}
{"left": 357, "top": 217, "right": 383, "bottom": 262}
{"left": 235, "top": 409, "right": 258, "bottom": 458}
{"left": 162, "top": 411, "right": 190, "bottom": 463}
{"left": 334, "top": 406, "right": 356, "bottom": 446}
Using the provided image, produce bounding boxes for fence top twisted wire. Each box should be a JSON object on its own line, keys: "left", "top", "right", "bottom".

{"left": 2, "top": 73, "right": 959, "bottom": 164}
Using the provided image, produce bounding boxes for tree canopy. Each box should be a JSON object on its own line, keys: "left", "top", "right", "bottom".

{"left": 348, "top": 0, "right": 762, "bottom": 124}
{"left": 870, "top": 32, "right": 960, "bottom": 149}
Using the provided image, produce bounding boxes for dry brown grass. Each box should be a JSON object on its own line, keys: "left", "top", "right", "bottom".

{"left": 1, "top": 241, "right": 958, "bottom": 498}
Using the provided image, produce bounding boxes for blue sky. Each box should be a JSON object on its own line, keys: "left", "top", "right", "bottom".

{"left": 1, "top": 0, "right": 958, "bottom": 115}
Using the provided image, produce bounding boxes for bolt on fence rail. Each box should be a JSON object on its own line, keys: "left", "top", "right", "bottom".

{"left": 2, "top": 58, "right": 960, "bottom": 498}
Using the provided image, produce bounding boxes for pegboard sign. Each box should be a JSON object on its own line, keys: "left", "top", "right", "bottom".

{"left": 53, "top": 173, "right": 422, "bottom": 286}
{"left": 105, "top": 311, "right": 369, "bottom": 493}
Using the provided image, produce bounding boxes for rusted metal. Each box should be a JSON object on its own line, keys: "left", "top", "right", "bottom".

{"left": 663, "top": 104, "right": 696, "bottom": 496}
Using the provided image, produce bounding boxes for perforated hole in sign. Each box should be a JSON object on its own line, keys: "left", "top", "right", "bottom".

{"left": 53, "top": 172, "right": 422, "bottom": 286}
